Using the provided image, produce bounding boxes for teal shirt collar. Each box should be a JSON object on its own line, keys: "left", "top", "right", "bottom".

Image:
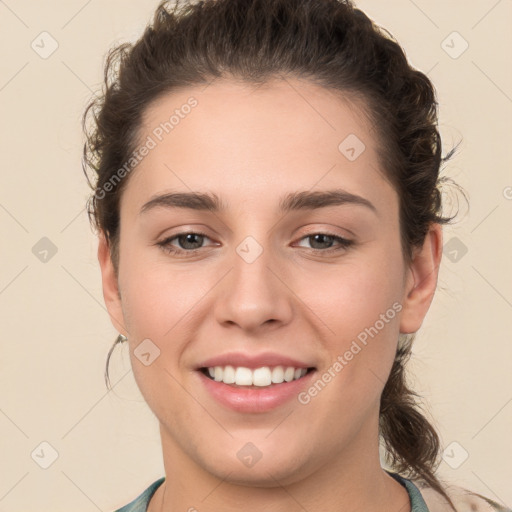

{"left": 114, "top": 472, "right": 429, "bottom": 512}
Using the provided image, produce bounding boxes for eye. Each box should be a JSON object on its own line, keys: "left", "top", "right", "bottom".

{"left": 295, "top": 233, "right": 353, "bottom": 253}
{"left": 156, "top": 231, "right": 354, "bottom": 257}
{"left": 156, "top": 231, "right": 215, "bottom": 256}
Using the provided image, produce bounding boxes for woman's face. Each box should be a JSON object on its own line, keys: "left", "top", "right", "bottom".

{"left": 99, "top": 78, "right": 439, "bottom": 485}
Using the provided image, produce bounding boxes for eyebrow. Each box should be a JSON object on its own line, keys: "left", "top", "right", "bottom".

{"left": 139, "top": 189, "right": 377, "bottom": 215}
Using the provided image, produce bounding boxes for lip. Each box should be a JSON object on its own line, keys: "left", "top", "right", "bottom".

{"left": 196, "top": 368, "right": 317, "bottom": 413}
{"left": 196, "top": 351, "right": 314, "bottom": 370}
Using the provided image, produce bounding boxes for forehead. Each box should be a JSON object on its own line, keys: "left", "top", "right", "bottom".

{"left": 140, "top": 78, "right": 375, "bottom": 161}
{"left": 121, "top": 77, "right": 396, "bottom": 218}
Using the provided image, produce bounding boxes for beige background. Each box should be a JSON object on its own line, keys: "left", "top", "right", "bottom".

{"left": 0, "top": 0, "right": 511, "bottom": 510}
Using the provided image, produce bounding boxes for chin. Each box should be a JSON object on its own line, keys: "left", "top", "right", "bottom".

{"left": 197, "top": 445, "right": 313, "bottom": 488}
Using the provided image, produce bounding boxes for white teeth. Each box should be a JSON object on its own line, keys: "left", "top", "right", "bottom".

{"left": 223, "top": 365, "right": 236, "bottom": 384}
{"left": 271, "top": 366, "right": 284, "bottom": 384}
{"left": 253, "top": 367, "right": 272, "bottom": 386}
{"left": 204, "top": 365, "right": 309, "bottom": 387}
{"left": 283, "top": 367, "right": 295, "bottom": 382}
{"left": 234, "top": 367, "right": 253, "bottom": 385}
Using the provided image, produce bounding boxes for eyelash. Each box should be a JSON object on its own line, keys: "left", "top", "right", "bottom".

{"left": 156, "top": 231, "right": 354, "bottom": 257}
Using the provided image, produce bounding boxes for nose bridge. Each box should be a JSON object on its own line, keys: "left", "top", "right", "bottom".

{"left": 234, "top": 234, "right": 275, "bottom": 292}
{"left": 214, "top": 230, "right": 294, "bottom": 331}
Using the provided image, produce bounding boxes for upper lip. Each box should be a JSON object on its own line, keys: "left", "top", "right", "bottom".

{"left": 197, "top": 352, "right": 316, "bottom": 370}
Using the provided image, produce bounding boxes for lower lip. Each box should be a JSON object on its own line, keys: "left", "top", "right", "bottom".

{"left": 197, "top": 370, "right": 316, "bottom": 413}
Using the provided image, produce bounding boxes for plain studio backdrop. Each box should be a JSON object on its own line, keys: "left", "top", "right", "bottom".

{"left": 0, "top": 0, "right": 511, "bottom": 510}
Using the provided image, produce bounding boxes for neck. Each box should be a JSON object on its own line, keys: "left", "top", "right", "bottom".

{"left": 149, "top": 417, "right": 411, "bottom": 512}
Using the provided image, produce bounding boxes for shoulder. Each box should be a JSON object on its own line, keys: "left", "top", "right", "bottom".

{"left": 112, "top": 477, "right": 165, "bottom": 512}
{"left": 411, "top": 479, "right": 512, "bottom": 512}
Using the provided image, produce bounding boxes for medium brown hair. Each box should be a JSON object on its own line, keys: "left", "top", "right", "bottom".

{"left": 82, "top": 0, "right": 463, "bottom": 508}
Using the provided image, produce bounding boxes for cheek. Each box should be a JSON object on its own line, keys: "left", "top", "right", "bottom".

{"left": 303, "top": 248, "right": 405, "bottom": 340}
{"left": 299, "top": 245, "right": 405, "bottom": 400}
{"left": 118, "top": 245, "right": 206, "bottom": 340}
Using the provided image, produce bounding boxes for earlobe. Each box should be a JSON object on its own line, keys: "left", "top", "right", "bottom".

{"left": 399, "top": 223, "right": 443, "bottom": 334}
{"left": 97, "top": 231, "right": 127, "bottom": 335}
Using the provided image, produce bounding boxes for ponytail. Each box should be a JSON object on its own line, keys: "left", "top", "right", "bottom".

{"left": 380, "top": 334, "right": 457, "bottom": 511}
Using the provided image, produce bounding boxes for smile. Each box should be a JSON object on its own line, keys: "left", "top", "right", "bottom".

{"left": 197, "top": 365, "right": 317, "bottom": 413}
{"left": 201, "top": 365, "right": 314, "bottom": 387}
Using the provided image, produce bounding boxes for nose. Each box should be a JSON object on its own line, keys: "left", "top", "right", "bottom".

{"left": 213, "top": 241, "right": 294, "bottom": 333}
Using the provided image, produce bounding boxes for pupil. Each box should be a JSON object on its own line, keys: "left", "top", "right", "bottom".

{"left": 181, "top": 233, "right": 202, "bottom": 249}
{"left": 312, "top": 234, "right": 332, "bottom": 249}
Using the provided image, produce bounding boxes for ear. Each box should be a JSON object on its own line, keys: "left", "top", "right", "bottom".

{"left": 97, "top": 231, "right": 127, "bottom": 336}
{"left": 399, "top": 223, "right": 443, "bottom": 334}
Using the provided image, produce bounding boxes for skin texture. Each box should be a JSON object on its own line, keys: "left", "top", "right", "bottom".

{"left": 98, "top": 78, "right": 442, "bottom": 512}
